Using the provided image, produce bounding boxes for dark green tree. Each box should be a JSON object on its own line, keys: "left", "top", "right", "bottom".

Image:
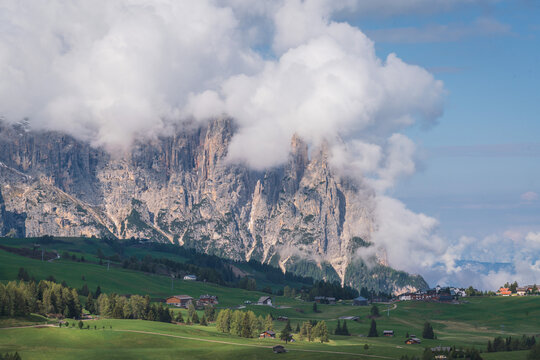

{"left": 200, "top": 314, "right": 208, "bottom": 326}
{"left": 370, "top": 304, "right": 380, "bottom": 317}
{"left": 280, "top": 326, "right": 292, "bottom": 343}
{"left": 175, "top": 311, "right": 184, "bottom": 323}
{"left": 85, "top": 293, "right": 95, "bottom": 314}
{"left": 335, "top": 319, "right": 342, "bottom": 335}
{"left": 78, "top": 320, "right": 84, "bottom": 329}
{"left": 422, "top": 322, "right": 435, "bottom": 339}
{"left": 342, "top": 320, "right": 350, "bottom": 336}
{"left": 191, "top": 311, "right": 199, "bottom": 324}
{"left": 313, "top": 302, "right": 318, "bottom": 313}
{"left": 368, "top": 319, "right": 378, "bottom": 337}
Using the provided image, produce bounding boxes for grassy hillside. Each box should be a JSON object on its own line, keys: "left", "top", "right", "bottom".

{"left": 1, "top": 237, "right": 539, "bottom": 359}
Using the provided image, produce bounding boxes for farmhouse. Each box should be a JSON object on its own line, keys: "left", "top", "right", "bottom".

{"left": 383, "top": 330, "right": 394, "bottom": 337}
{"left": 197, "top": 294, "right": 218, "bottom": 307}
{"left": 516, "top": 287, "right": 527, "bottom": 296}
{"left": 497, "top": 287, "right": 512, "bottom": 296}
{"left": 183, "top": 274, "right": 197, "bottom": 281}
{"left": 405, "top": 337, "right": 422, "bottom": 344}
{"left": 260, "top": 330, "right": 276, "bottom": 338}
{"left": 398, "top": 293, "right": 413, "bottom": 301}
{"left": 166, "top": 295, "right": 193, "bottom": 308}
{"left": 258, "top": 296, "right": 273, "bottom": 306}
{"left": 352, "top": 296, "right": 368, "bottom": 306}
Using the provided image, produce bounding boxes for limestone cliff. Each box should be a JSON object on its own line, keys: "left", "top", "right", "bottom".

{"left": 0, "top": 119, "right": 427, "bottom": 293}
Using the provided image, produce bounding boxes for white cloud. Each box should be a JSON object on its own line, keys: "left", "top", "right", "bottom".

{"left": 186, "top": 9, "right": 443, "bottom": 169}
{"left": 521, "top": 191, "right": 539, "bottom": 202}
{"left": 0, "top": 0, "right": 262, "bottom": 150}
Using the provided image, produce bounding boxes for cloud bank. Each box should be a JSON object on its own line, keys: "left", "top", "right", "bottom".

{"left": 0, "top": 0, "right": 529, "bottom": 290}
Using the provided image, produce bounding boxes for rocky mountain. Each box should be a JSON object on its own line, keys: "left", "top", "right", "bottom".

{"left": 0, "top": 119, "right": 427, "bottom": 293}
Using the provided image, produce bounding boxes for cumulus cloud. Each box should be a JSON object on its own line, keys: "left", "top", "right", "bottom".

{"left": 185, "top": 2, "right": 443, "bottom": 169}
{"left": 0, "top": 0, "right": 262, "bottom": 149}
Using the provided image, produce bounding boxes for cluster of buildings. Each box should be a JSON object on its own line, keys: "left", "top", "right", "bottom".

{"left": 397, "top": 286, "right": 464, "bottom": 302}
{"left": 166, "top": 294, "right": 219, "bottom": 308}
{"left": 497, "top": 285, "right": 538, "bottom": 296}
{"left": 313, "top": 296, "right": 336, "bottom": 304}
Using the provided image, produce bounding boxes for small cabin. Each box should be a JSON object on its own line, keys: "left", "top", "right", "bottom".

{"left": 183, "top": 274, "right": 197, "bottom": 281}
{"left": 405, "top": 337, "right": 421, "bottom": 345}
{"left": 352, "top": 296, "right": 368, "bottom": 306}
{"left": 272, "top": 345, "right": 287, "bottom": 353}
{"left": 260, "top": 330, "right": 276, "bottom": 338}
{"left": 383, "top": 330, "right": 394, "bottom": 337}
{"left": 258, "top": 296, "right": 272, "bottom": 306}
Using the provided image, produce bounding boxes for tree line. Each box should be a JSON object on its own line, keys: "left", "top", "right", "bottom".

{"left": 215, "top": 309, "right": 271, "bottom": 338}
{"left": 0, "top": 279, "right": 81, "bottom": 318}
{"left": 90, "top": 293, "right": 173, "bottom": 323}
{"left": 0, "top": 353, "right": 21, "bottom": 360}
{"left": 487, "top": 335, "right": 537, "bottom": 353}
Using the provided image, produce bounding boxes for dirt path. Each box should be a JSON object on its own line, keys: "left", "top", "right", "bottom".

{"left": 0, "top": 324, "right": 56, "bottom": 329}
{"left": 113, "top": 329, "right": 396, "bottom": 359}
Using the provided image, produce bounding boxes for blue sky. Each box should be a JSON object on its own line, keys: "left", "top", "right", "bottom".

{"left": 350, "top": 1, "right": 540, "bottom": 249}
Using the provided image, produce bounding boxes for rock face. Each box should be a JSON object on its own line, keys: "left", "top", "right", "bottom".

{"left": 0, "top": 119, "right": 427, "bottom": 293}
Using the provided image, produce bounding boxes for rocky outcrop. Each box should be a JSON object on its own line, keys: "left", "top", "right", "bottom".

{"left": 0, "top": 119, "right": 427, "bottom": 293}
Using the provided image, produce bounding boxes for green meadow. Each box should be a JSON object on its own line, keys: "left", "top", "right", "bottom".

{"left": 1, "top": 238, "right": 539, "bottom": 359}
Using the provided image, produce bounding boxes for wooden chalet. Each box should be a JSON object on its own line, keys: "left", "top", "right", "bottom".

{"left": 197, "top": 294, "right": 218, "bottom": 307}
{"left": 257, "top": 296, "right": 273, "bottom": 306}
{"left": 260, "top": 330, "right": 276, "bottom": 338}
{"left": 166, "top": 295, "right": 193, "bottom": 308}
{"left": 383, "top": 330, "right": 394, "bottom": 337}
{"left": 405, "top": 337, "right": 422, "bottom": 345}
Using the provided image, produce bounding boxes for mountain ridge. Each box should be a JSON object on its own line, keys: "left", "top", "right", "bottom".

{"left": 0, "top": 118, "right": 427, "bottom": 293}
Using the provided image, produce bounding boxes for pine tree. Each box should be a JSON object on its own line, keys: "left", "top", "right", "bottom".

{"left": 313, "top": 321, "right": 329, "bottom": 343}
{"left": 313, "top": 302, "right": 318, "bottom": 313}
{"left": 241, "top": 312, "right": 252, "bottom": 338}
{"left": 187, "top": 302, "right": 196, "bottom": 318}
{"left": 280, "top": 326, "right": 292, "bottom": 343}
{"left": 422, "top": 322, "right": 435, "bottom": 339}
{"left": 175, "top": 311, "right": 184, "bottom": 323}
{"left": 191, "top": 311, "right": 200, "bottom": 324}
{"left": 284, "top": 319, "right": 292, "bottom": 332}
{"left": 370, "top": 304, "right": 380, "bottom": 317}
{"left": 85, "top": 293, "right": 95, "bottom": 314}
{"left": 335, "top": 319, "right": 342, "bottom": 335}
{"left": 300, "top": 322, "right": 313, "bottom": 342}
{"left": 200, "top": 314, "right": 208, "bottom": 326}
{"left": 342, "top": 320, "right": 350, "bottom": 336}
{"left": 368, "top": 319, "right": 378, "bottom": 337}
{"left": 78, "top": 320, "right": 84, "bottom": 329}
{"left": 295, "top": 323, "right": 300, "bottom": 333}
{"left": 94, "top": 285, "right": 101, "bottom": 299}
